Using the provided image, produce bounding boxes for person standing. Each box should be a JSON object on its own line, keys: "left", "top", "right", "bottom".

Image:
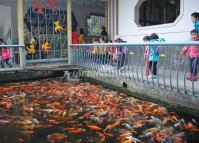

{"left": 148, "top": 33, "right": 160, "bottom": 78}
{"left": 191, "top": 12, "right": 199, "bottom": 35}
{"left": 79, "top": 28, "right": 86, "bottom": 44}
{"left": 143, "top": 36, "right": 151, "bottom": 76}
{"left": 101, "top": 26, "right": 108, "bottom": 42}
{"left": 181, "top": 30, "right": 199, "bottom": 81}
{"left": 0, "top": 39, "right": 12, "bottom": 68}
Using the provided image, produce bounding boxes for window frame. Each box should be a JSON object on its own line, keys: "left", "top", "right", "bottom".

{"left": 134, "top": 0, "right": 184, "bottom": 30}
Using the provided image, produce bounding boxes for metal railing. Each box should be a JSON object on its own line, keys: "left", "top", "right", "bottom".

{"left": 0, "top": 45, "right": 25, "bottom": 70}
{"left": 70, "top": 42, "right": 199, "bottom": 96}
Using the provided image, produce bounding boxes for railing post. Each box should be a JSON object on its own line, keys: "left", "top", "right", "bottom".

{"left": 17, "top": 0, "right": 25, "bottom": 68}
{"left": 67, "top": 0, "right": 72, "bottom": 64}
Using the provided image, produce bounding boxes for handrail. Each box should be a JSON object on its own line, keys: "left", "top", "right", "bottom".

{"left": 0, "top": 44, "right": 26, "bottom": 69}
{"left": 70, "top": 42, "right": 199, "bottom": 97}
{"left": 0, "top": 45, "right": 25, "bottom": 47}
{"left": 71, "top": 41, "right": 199, "bottom": 47}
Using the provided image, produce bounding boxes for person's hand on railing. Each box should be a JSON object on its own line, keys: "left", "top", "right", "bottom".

{"left": 160, "top": 53, "right": 166, "bottom": 57}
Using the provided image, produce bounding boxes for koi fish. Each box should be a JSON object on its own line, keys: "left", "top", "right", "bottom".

{"left": 86, "top": 124, "right": 102, "bottom": 131}
{"left": 16, "top": 138, "right": 25, "bottom": 142}
{"left": 47, "top": 119, "right": 60, "bottom": 125}
{"left": 104, "top": 120, "right": 122, "bottom": 131}
{"left": 0, "top": 115, "right": 16, "bottom": 119}
{"left": 0, "top": 120, "right": 11, "bottom": 125}
{"left": 67, "top": 128, "right": 85, "bottom": 134}
{"left": 153, "top": 133, "right": 166, "bottom": 142}
{"left": 21, "top": 130, "right": 34, "bottom": 135}
{"left": 122, "top": 140, "right": 135, "bottom": 143}
{"left": 15, "top": 120, "right": 32, "bottom": 125}
{"left": 125, "top": 136, "right": 142, "bottom": 143}
{"left": 47, "top": 133, "right": 67, "bottom": 141}
{"left": 39, "top": 109, "right": 58, "bottom": 113}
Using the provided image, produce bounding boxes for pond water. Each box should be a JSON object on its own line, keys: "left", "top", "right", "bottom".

{"left": 0, "top": 79, "right": 199, "bottom": 143}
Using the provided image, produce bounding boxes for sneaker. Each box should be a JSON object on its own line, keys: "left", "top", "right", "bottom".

{"left": 186, "top": 73, "right": 192, "bottom": 80}
{"left": 190, "top": 76, "right": 197, "bottom": 81}
{"left": 147, "top": 75, "right": 151, "bottom": 78}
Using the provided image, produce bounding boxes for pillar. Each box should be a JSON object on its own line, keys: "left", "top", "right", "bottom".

{"left": 17, "top": 0, "right": 25, "bottom": 68}
{"left": 67, "top": 0, "right": 72, "bottom": 64}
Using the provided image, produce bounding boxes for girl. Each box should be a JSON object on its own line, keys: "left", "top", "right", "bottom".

{"left": 79, "top": 28, "right": 86, "bottom": 44}
{"left": 143, "top": 36, "right": 151, "bottom": 76}
{"left": 191, "top": 12, "right": 199, "bottom": 35}
{"left": 181, "top": 30, "right": 199, "bottom": 81}
{"left": 1, "top": 40, "right": 12, "bottom": 68}
{"left": 148, "top": 33, "right": 160, "bottom": 78}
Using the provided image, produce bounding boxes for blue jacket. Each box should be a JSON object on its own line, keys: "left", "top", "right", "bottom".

{"left": 149, "top": 39, "right": 160, "bottom": 62}
{"left": 195, "top": 20, "right": 199, "bottom": 35}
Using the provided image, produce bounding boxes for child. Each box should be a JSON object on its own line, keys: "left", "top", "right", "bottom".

{"left": 148, "top": 33, "right": 160, "bottom": 78}
{"left": 79, "top": 28, "right": 86, "bottom": 44}
{"left": 191, "top": 12, "right": 199, "bottom": 35}
{"left": 143, "top": 36, "right": 151, "bottom": 76}
{"left": 72, "top": 28, "right": 79, "bottom": 44}
{"left": 101, "top": 26, "right": 108, "bottom": 42}
{"left": 92, "top": 38, "right": 99, "bottom": 63}
{"left": 181, "top": 30, "right": 199, "bottom": 81}
{"left": 1, "top": 40, "right": 12, "bottom": 68}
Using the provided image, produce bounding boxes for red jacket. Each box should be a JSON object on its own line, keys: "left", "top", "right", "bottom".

{"left": 72, "top": 32, "right": 79, "bottom": 44}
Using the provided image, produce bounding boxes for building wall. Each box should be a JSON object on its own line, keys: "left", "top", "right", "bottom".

{"left": 0, "top": 5, "right": 11, "bottom": 40}
{"left": 0, "top": 0, "right": 104, "bottom": 44}
{"left": 118, "top": 0, "right": 198, "bottom": 42}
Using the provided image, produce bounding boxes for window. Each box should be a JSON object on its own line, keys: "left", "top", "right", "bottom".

{"left": 87, "top": 14, "right": 105, "bottom": 36}
{"left": 138, "top": 0, "right": 180, "bottom": 26}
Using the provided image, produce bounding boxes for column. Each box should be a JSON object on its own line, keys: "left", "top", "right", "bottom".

{"left": 108, "top": 0, "right": 119, "bottom": 40}
{"left": 105, "top": 1, "right": 108, "bottom": 33}
{"left": 17, "top": 0, "right": 25, "bottom": 68}
{"left": 67, "top": 0, "right": 72, "bottom": 64}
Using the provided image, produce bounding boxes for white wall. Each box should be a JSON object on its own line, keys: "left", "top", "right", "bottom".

{"left": 118, "top": 0, "right": 199, "bottom": 42}
{"left": 0, "top": 5, "right": 11, "bottom": 39}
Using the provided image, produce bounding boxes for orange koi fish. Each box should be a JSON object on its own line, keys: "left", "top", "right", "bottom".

{"left": 16, "top": 138, "right": 25, "bottom": 142}
{"left": 47, "top": 133, "right": 67, "bottom": 141}
{"left": 47, "top": 119, "right": 60, "bottom": 125}
{"left": 86, "top": 124, "right": 102, "bottom": 131}
{"left": 153, "top": 133, "right": 165, "bottom": 142}
{"left": 67, "top": 128, "right": 85, "bottom": 134}
{"left": 21, "top": 130, "right": 34, "bottom": 135}
{"left": 98, "top": 132, "right": 106, "bottom": 142}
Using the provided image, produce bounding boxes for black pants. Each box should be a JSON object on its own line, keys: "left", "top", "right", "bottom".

{"left": 117, "top": 54, "right": 126, "bottom": 70}
{"left": 149, "top": 61, "right": 157, "bottom": 76}
{"left": 1, "top": 59, "right": 12, "bottom": 68}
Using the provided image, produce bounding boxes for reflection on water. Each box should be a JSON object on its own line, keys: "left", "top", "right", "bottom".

{"left": 0, "top": 80, "right": 199, "bottom": 143}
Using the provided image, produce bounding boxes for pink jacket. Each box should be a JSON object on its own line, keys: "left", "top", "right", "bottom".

{"left": 144, "top": 46, "right": 149, "bottom": 61}
{"left": 182, "top": 39, "right": 199, "bottom": 58}
{"left": 1, "top": 47, "right": 11, "bottom": 60}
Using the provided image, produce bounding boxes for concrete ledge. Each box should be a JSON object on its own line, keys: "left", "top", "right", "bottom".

{"left": 0, "top": 69, "right": 63, "bottom": 83}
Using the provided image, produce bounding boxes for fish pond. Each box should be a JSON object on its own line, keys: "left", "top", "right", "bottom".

{"left": 0, "top": 79, "right": 199, "bottom": 143}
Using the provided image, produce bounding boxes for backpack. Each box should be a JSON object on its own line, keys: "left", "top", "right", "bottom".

{"left": 151, "top": 45, "right": 160, "bottom": 56}
{"left": 154, "top": 46, "right": 160, "bottom": 56}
